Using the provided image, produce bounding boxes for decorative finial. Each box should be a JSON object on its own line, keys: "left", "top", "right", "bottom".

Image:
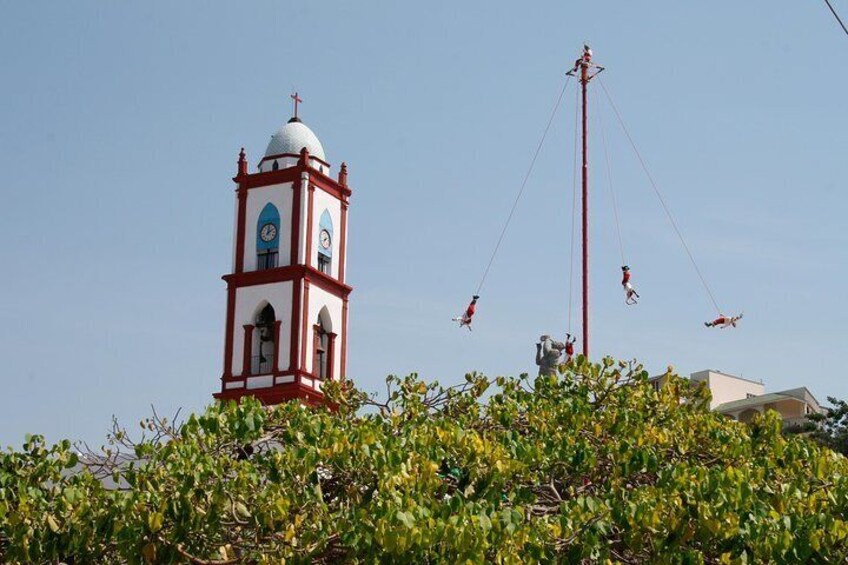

{"left": 237, "top": 147, "right": 247, "bottom": 176}
{"left": 338, "top": 162, "right": 348, "bottom": 186}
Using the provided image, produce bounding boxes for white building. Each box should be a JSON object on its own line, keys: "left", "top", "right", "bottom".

{"left": 214, "top": 110, "right": 352, "bottom": 406}
{"left": 653, "top": 370, "right": 825, "bottom": 426}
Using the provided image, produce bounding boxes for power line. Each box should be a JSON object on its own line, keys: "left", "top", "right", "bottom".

{"left": 824, "top": 0, "right": 848, "bottom": 37}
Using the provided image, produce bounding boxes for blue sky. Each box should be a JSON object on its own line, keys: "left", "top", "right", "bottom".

{"left": 1, "top": 1, "right": 846, "bottom": 447}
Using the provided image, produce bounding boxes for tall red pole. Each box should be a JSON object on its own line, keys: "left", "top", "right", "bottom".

{"left": 580, "top": 48, "right": 590, "bottom": 358}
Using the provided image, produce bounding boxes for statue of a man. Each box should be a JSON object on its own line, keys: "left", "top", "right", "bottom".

{"left": 535, "top": 334, "right": 568, "bottom": 376}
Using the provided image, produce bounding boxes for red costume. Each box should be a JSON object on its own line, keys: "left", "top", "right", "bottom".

{"left": 453, "top": 295, "right": 480, "bottom": 330}
{"left": 622, "top": 270, "right": 631, "bottom": 286}
{"left": 705, "top": 313, "right": 742, "bottom": 328}
{"left": 564, "top": 334, "right": 576, "bottom": 358}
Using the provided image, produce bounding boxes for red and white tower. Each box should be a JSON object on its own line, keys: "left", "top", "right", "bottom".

{"left": 215, "top": 106, "right": 351, "bottom": 406}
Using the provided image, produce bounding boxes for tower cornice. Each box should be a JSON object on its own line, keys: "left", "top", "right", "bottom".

{"left": 223, "top": 264, "right": 353, "bottom": 297}
{"left": 308, "top": 168, "right": 352, "bottom": 201}
{"left": 236, "top": 163, "right": 352, "bottom": 200}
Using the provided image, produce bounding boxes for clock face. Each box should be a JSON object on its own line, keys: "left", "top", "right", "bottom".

{"left": 319, "top": 229, "right": 332, "bottom": 250}
{"left": 260, "top": 223, "right": 277, "bottom": 242}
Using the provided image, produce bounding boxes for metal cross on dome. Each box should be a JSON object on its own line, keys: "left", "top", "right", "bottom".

{"left": 290, "top": 92, "right": 303, "bottom": 119}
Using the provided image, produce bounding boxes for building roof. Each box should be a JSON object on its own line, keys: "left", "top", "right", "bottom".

{"left": 715, "top": 392, "right": 807, "bottom": 413}
{"left": 264, "top": 118, "right": 326, "bottom": 162}
{"left": 774, "top": 387, "right": 822, "bottom": 408}
{"left": 691, "top": 369, "right": 764, "bottom": 387}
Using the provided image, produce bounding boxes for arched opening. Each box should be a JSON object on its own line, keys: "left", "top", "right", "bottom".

{"left": 738, "top": 408, "right": 759, "bottom": 424}
{"left": 256, "top": 203, "right": 280, "bottom": 270}
{"left": 252, "top": 304, "right": 276, "bottom": 375}
{"left": 317, "top": 209, "right": 333, "bottom": 275}
{"left": 272, "top": 160, "right": 279, "bottom": 171}
{"left": 313, "top": 307, "right": 334, "bottom": 380}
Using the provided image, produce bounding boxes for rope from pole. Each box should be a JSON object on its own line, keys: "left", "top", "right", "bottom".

{"left": 597, "top": 77, "right": 723, "bottom": 315}
{"left": 594, "top": 87, "right": 626, "bottom": 266}
{"left": 823, "top": 0, "right": 848, "bottom": 37}
{"left": 474, "top": 75, "right": 572, "bottom": 296}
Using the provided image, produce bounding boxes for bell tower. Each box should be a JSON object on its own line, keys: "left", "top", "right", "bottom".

{"left": 215, "top": 106, "right": 352, "bottom": 405}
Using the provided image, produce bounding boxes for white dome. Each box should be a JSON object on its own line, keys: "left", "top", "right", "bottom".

{"left": 264, "top": 119, "right": 326, "bottom": 162}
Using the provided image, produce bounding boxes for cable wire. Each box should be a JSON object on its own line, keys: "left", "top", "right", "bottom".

{"left": 597, "top": 77, "right": 723, "bottom": 315}
{"left": 824, "top": 0, "right": 848, "bottom": 37}
{"left": 475, "top": 75, "right": 572, "bottom": 295}
{"left": 594, "top": 87, "right": 626, "bottom": 266}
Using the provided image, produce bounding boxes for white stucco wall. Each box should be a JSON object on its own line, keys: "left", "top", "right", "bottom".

{"left": 258, "top": 156, "right": 299, "bottom": 173}
{"left": 304, "top": 285, "right": 344, "bottom": 380}
{"left": 314, "top": 159, "right": 330, "bottom": 176}
{"left": 243, "top": 183, "right": 294, "bottom": 272}
{"left": 691, "top": 371, "right": 765, "bottom": 410}
{"left": 257, "top": 156, "right": 329, "bottom": 174}
{"left": 231, "top": 281, "right": 296, "bottom": 378}
{"left": 297, "top": 172, "right": 309, "bottom": 266}
{"left": 310, "top": 187, "right": 343, "bottom": 279}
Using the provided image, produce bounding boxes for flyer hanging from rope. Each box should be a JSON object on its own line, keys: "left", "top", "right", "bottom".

{"left": 452, "top": 74, "right": 574, "bottom": 330}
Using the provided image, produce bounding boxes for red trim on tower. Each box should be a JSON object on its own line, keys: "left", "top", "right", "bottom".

{"left": 301, "top": 278, "right": 311, "bottom": 370}
{"left": 306, "top": 183, "right": 316, "bottom": 268}
{"left": 338, "top": 162, "right": 348, "bottom": 187}
{"left": 290, "top": 280, "right": 301, "bottom": 372}
{"left": 214, "top": 378, "right": 331, "bottom": 406}
{"left": 290, "top": 178, "right": 302, "bottom": 266}
{"left": 223, "top": 265, "right": 352, "bottom": 296}
{"left": 259, "top": 152, "right": 331, "bottom": 168}
{"left": 339, "top": 199, "right": 348, "bottom": 283}
{"left": 234, "top": 185, "right": 247, "bottom": 274}
{"left": 341, "top": 297, "right": 349, "bottom": 379}
{"left": 308, "top": 267, "right": 351, "bottom": 296}
{"left": 312, "top": 323, "right": 321, "bottom": 378}
{"left": 241, "top": 324, "right": 254, "bottom": 376}
{"left": 327, "top": 332, "right": 337, "bottom": 381}
{"left": 237, "top": 148, "right": 248, "bottom": 177}
{"left": 220, "top": 368, "right": 318, "bottom": 386}
{"left": 222, "top": 286, "right": 236, "bottom": 379}
{"left": 238, "top": 161, "right": 350, "bottom": 198}
{"left": 309, "top": 172, "right": 352, "bottom": 201}
{"left": 272, "top": 320, "right": 282, "bottom": 373}
{"left": 243, "top": 167, "right": 300, "bottom": 189}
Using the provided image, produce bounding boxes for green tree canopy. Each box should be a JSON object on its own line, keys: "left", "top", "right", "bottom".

{"left": 788, "top": 396, "right": 848, "bottom": 458}
{"left": 2, "top": 358, "right": 848, "bottom": 563}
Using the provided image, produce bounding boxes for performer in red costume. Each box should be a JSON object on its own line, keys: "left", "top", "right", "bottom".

{"left": 705, "top": 313, "right": 743, "bottom": 328}
{"left": 622, "top": 266, "right": 640, "bottom": 305}
{"left": 564, "top": 333, "right": 577, "bottom": 361}
{"left": 452, "top": 295, "right": 480, "bottom": 331}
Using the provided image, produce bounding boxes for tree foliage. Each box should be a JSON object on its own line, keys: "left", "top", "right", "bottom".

{"left": 2, "top": 358, "right": 848, "bottom": 563}
{"left": 788, "top": 396, "right": 848, "bottom": 458}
